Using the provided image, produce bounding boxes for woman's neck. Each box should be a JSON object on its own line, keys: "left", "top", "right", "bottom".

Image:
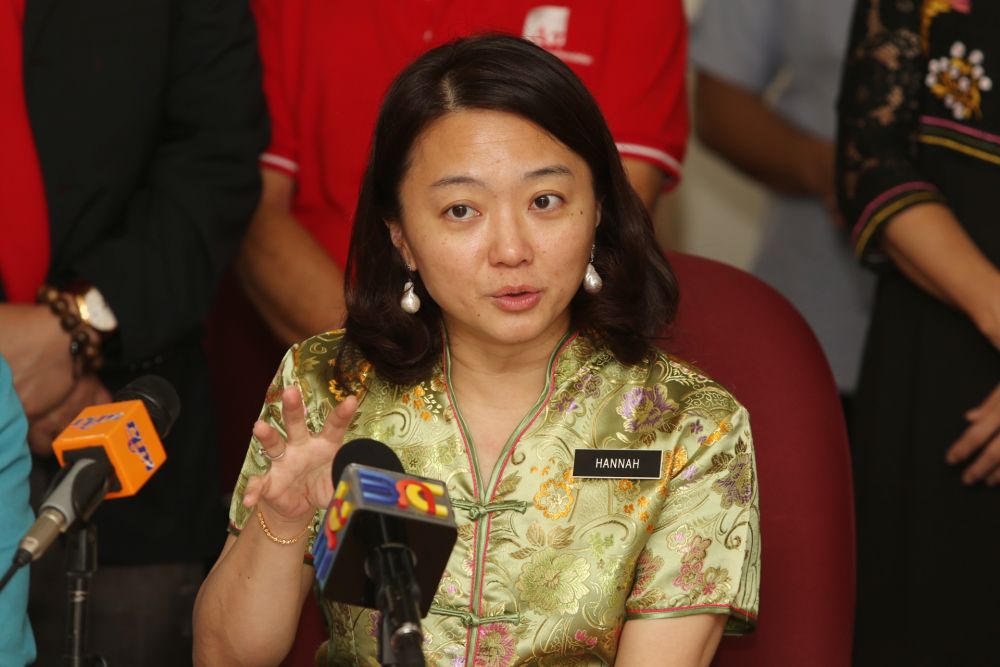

{"left": 444, "top": 325, "right": 570, "bottom": 408}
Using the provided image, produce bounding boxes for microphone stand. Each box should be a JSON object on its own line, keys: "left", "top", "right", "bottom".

{"left": 368, "top": 517, "right": 425, "bottom": 667}
{"left": 64, "top": 521, "right": 107, "bottom": 667}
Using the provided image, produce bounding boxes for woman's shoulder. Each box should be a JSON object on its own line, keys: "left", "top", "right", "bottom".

{"left": 273, "top": 329, "right": 373, "bottom": 414}
{"left": 624, "top": 345, "right": 744, "bottom": 417}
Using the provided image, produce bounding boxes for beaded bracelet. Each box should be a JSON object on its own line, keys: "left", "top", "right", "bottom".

{"left": 36, "top": 285, "right": 104, "bottom": 374}
{"left": 256, "top": 508, "right": 312, "bottom": 546}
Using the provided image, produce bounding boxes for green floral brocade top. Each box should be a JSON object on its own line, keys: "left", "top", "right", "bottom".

{"left": 229, "top": 330, "right": 760, "bottom": 666}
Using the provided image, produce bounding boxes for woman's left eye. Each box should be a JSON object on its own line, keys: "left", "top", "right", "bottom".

{"left": 531, "top": 194, "right": 563, "bottom": 210}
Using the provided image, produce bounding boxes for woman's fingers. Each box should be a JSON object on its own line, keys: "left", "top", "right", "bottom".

{"left": 963, "top": 432, "right": 1000, "bottom": 485}
{"left": 946, "top": 383, "right": 1000, "bottom": 466}
{"left": 253, "top": 419, "right": 287, "bottom": 460}
{"left": 320, "top": 394, "right": 359, "bottom": 442}
{"left": 965, "top": 383, "right": 1000, "bottom": 419}
{"left": 243, "top": 474, "right": 268, "bottom": 508}
{"left": 281, "top": 385, "right": 310, "bottom": 444}
{"left": 243, "top": 391, "right": 361, "bottom": 512}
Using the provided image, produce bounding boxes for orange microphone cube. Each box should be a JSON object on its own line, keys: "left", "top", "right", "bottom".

{"left": 53, "top": 399, "right": 167, "bottom": 499}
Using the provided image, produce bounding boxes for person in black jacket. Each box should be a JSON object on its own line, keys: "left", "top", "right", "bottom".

{"left": 0, "top": 1, "right": 267, "bottom": 664}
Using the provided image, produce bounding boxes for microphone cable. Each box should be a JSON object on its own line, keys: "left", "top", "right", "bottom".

{"left": 0, "top": 547, "right": 31, "bottom": 592}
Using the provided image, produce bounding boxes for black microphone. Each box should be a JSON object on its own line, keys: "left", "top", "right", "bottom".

{"left": 312, "top": 439, "right": 458, "bottom": 666}
{"left": 13, "top": 376, "right": 179, "bottom": 567}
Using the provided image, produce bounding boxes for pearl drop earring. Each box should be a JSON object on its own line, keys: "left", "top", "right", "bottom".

{"left": 583, "top": 246, "right": 603, "bottom": 294}
{"left": 400, "top": 266, "right": 421, "bottom": 314}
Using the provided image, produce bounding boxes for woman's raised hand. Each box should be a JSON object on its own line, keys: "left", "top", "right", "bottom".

{"left": 242, "top": 385, "right": 359, "bottom": 524}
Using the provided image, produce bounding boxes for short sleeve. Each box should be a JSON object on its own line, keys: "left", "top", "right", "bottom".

{"left": 836, "top": 0, "right": 947, "bottom": 263}
{"left": 251, "top": 0, "right": 304, "bottom": 177}
{"left": 625, "top": 403, "right": 760, "bottom": 634}
{"left": 598, "top": 0, "right": 688, "bottom": 188}
{"left": 0, "top": 357, "right": 36, "bottom": 664}
{"left": 689, "top": 0, "right": 781, "bottom": 94}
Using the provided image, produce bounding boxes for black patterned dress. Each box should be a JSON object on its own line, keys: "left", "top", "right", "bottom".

{"left": 837, "top": 1, "right": 1000, "bottom": 664}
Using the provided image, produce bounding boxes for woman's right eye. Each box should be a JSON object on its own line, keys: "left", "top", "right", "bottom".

{"left": 446, "top": 204, "right": 477, "bottom": 221}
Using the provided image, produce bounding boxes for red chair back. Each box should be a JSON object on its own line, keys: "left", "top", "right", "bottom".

{"left": 664, "top": 252, "right": 854, "bottom": 666}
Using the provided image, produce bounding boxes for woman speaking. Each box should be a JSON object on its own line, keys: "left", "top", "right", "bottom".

{"left": 194, "top": 35, "right": 759, "bottom": 666}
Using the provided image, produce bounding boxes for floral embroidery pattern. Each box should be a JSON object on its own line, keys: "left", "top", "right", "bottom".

{"left": 710, "top": 439, "right": 755, "bottom": 509}
{"left": 617, "top": 384, "right": 679, "bottom": 443}
{"left": 666, "top": 527, "right": 733, "bottom": 604}
{"left": 552, "top": 392, "right": 582, "bottom": 416}
{"left": 573, "top": 629, "right": 599, "bottom": 650}
{"left": 926, "top": 41, "right": 992, "bottom": 119}
{"left": 626, "top": 550, "right": 666, "bottom": 611}
{"left": 515, "top": 548, "right": 591, "bottom": 615}
{"left": 573, "top": 372, "right": 603, "bottom": 398}
{"left": 474, "top": 624, "right": 516, "bottom": 667}
{"left": 701, "top": 417, "right": 731, "bottom": 447}
{"left": 402, "top": 382, "right": 443, "bottom": 421}
{"left": 533, "top": 468, "right": 576, "bottom": 519}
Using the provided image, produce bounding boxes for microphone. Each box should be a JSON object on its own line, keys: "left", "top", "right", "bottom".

{"left": 17, "top": 375, "right": 179, "bottom": 564}
{"left": 312, "top": 439, "right": 457, "bottom": 666}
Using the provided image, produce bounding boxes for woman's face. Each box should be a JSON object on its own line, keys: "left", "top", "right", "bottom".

{"left": 390, "top": 109, "right": 599, "bottom": 353}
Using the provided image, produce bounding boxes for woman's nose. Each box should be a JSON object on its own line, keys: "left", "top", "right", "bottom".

{"left": 487, "top": 209, "right": 533, "bottom": 267}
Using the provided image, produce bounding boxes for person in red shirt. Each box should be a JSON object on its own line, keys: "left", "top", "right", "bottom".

{"left": 209, "top": 1, "right": 689, "bottom": 480}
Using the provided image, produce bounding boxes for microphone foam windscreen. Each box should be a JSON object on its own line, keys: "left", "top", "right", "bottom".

{"left": 332, "top": 438, "right": 405, "bottom": 484}
{"left": 114, "top": 375, "right": 181, "bottom": 438}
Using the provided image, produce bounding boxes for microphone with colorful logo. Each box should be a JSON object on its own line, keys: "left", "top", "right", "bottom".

{"left": 2, "top": 375, "right": 178, "bottom": 584}
{"left": 312, "top": 438, "right": 458, "bottom": 667}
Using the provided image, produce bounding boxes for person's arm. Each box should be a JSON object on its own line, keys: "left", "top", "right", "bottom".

{"left": 59, "top": 0, "right": 268, "bottom": 366}
{"left": 194, "top": 349, "right": 358, "bottom": 665}
{"left": 879, "top": 203, "right": 1000, "bottom": 345}
{"left": 26, "top": 375, "right": 111, "bottom": 455}
{"left": 615, "top": 615, "right": 725, "bottom": 667}
{"left": 835, "top": 0, "right": 945, "bottom": 264}
{"left": 193, "top": 525, "right": 315, "bottom": 666}
{"left": 235, "top": 169, "right": 346, "bottom": 345}
{"left": 0, "top": 304, "right": 76, "bottom": 420}
{"left": 694, "top": 72, "right": 836, "bottom": 208}
{"left": 599, "top": 0, "right": 688, "bottom": 213}
{"left": 836, "top": 1, "right": 1000, "bottom": 484}
{"left": 621, "top": 158, "right": 666, "bottom": 213}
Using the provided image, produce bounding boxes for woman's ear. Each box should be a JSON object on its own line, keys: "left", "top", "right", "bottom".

{"left": 387, "top": 221, "right": 416, "bottom": 270}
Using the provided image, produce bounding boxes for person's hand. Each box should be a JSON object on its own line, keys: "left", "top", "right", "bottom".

{"left": 27, "top": 374, "right": 113, "bottom": 456}
{"left": 243, "top": 385, "right": 359, "bottom": 526}
{"left": 0, "top": 303, "right": 75, "bottom": 419}
{"left": 946, "top": 382, "right": 1000, "bottom": 485}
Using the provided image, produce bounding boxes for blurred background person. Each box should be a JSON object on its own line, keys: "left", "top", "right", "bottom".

{"left": 837, "top": 1, "right": 1000, "bottom": 663}
{"left": 690, "top": 0, "right": 874, "bottom": 421}
{"left": 0, "top": 0, "right": 267, "bottom": 664}
{"left": 194, "top": 34, "right": 758, "bottom": 666}
{"left": 0, "top": 355, "right": 35, "bottom": 666}
{"left": 208, "top": 0, "right": 690, "bottom": 488}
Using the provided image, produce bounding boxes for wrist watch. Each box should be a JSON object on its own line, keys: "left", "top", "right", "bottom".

{"left": 72, "top": 285, "right": 118, "bottom": 334}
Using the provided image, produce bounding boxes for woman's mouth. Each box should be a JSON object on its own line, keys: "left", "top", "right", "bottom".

{"left": 491, "top": 286, "right": 542, "bottom": 312}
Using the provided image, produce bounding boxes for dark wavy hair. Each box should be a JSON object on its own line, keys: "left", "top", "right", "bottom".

{"left": 343, "top": 34, "right": 678, "bottom": 385}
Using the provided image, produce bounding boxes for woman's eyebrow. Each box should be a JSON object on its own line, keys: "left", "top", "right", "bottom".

{"left": 430, "top": 175, "right": 485, "bottom": 188}
{"left": 429, "top": 165, "right": 573, "bottom": 189}
{"left": 523, "top": 164, "right": 572, "bottom": 181}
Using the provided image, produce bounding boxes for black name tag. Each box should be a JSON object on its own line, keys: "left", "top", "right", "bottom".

{"left": 572, "top": 449, "right": 662, "bottom": 479}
